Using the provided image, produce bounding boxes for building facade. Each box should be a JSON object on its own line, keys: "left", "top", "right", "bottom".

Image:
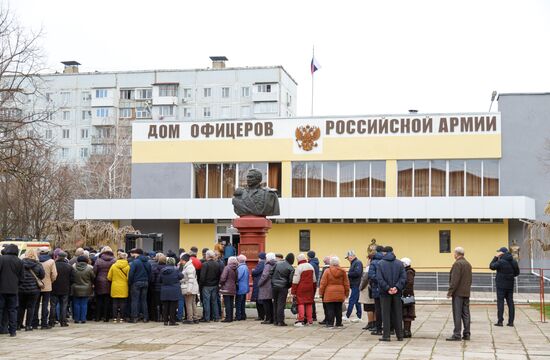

{"left": 34, "top": 58, "right": 297, "bottom": 164}
{"left": 75, "top": 104, "right": 549, "bottom": 269}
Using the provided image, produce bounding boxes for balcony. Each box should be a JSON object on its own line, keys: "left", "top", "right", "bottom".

{"left": 91, "top": 116, "right": 116, "bottom": 127}
{"left": 252, "top": 91, "right": 278, "bottom": 102}
{"left": 91, "top": 96, "right": 116, "bottom": 107}
{"left": 90, "top": 136, "right": 115, "bottom": 145}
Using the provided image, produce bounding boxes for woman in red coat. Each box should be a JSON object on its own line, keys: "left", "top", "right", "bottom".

{"left": 291, "top": 253, "right": 317, "bottom": 326}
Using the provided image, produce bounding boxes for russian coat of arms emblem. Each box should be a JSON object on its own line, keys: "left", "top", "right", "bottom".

{"left": 295, "top": 125, "right": 321, "bottom": 151}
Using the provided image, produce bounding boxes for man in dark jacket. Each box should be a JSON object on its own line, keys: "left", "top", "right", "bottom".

{"left": 199, "top": 250, "right": 222, "bottom": 322}
{"left": 345, "top": 250, "right": 364, "bottom": 321}
{"left": 446, "top": 246, "right": 472, "bottom": 341}
{"left": 367, "top": 246, "right": 384, "bottom": 334}
{"left": 251, "top": 252, "right": 266, "bottom": 320}
{"left": 0, "top": 244, "right": 24, "bottom": 337}
{"left": 376, "top": 246, "right": 406, "bottom": 341}
{"left": 307, "top": 251, "right": 320, "bottom": 321}
{"left": 49, "top": 252, "right": 74, "bottom": 327}
{"left": 128, "top": 248, "right": 152, "bottom": 323}
{"left": 271, "top": 253, "right": 295, "bottom": 326}
{"left": 318, "top": 256, "right": 330, "bottom": 325}
{"left": 490, "top": 247, "right": 520, "bottom": 327}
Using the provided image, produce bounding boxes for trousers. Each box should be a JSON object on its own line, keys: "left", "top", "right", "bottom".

{"left": 324, "top": 301, "right": 343, "bottom": 326}
{"left": 130, "top": 281, "right": 149, "bottom": 321}
{"left": 272, "top": 287, "right": 288, "bottom": 324}
{"left": 235, "top": 294, "right": 247, "bottom": 320}
{"left": 0, "top": 294, "right": 18, "bottom": 335}
{"left": 297, "top": 303, "right": 313, "bottom": 323}
{"left": 452, "top": 296, "right": 470, "bottom": 337}
{"left": 162, "top": 301, "right": 178, "bottom": 324}
{"left": 346, "top": 286, "right": 362, "bottom": 319}
{"left": 112, "top": 298, "right": 127, "bottom": 320}
{"left": 49, "top": 294, "right": 69, "bottom": 325}
{"left": 32, "top": 291, "right": 51, "bottom": 327}
{"left": 496, "top": 288, "right": 515, "bottom": 325}
{"left": 380, "top": 294, "right": 403, "bottom": 339}
{"left": 184, "top": 294, "right": 199, "bottom": 321}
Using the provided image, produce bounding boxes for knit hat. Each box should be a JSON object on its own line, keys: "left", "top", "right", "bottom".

{"left": 307, "top": 251, "right": 316, "bottom": 259}
{"left": 57, "top": 251, "right": 67, "bottom": 259}
{"left": 39, "top": 247, "right": 49, "bottom": 255}
{"left": 258, "top": 252, "right": 266, "bottom": 260}
{"left": 285, "top": 253, "right": 295, "bottom": 265}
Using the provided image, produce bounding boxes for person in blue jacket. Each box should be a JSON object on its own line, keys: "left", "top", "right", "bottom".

{"left": 367, "top": 246, "right": 384, "bottom": 335}
{"left": 345, "top": 250, "right": 364, "bottom": 322}
{"left": 128, "top": 248, "right": 152, "bottom": 323}
{"left": 251, "top": 252, "right": 266, "bottom": 320}
{"left": 235, "top": 255, "right": 250, "bottom": 321}
{"left": 376, "top": 246, "right": 407, "bottom": 342}
{"left": 160, "top": 257, "right": 184, "bottom": 326}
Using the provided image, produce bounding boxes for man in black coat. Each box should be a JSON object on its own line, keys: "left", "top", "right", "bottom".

{"left": 376, "top": 246, "right": 407, "bottom": 342}
{"left": 0, "top": 244, "right": 25, "bottom": 337}
{"left": 199, "top": 250, "right": 222, "bottom": 322}
{"left": 490, "top": 247, "right": 520, "bottom": 327}
{"left": 49, "top": 252, "right": 75, "bottom": 327}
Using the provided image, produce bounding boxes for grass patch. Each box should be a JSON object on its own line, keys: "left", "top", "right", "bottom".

{"left": 530, "top": 303, "right": 550, "bottom": 317}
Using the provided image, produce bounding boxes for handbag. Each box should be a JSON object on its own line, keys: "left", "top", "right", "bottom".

{"left": 290, "top": 297, "right": 298, "bottom": 315}
{"left": 29, "top": 269, "right": 45, "bottom": 289}
{"left": 401, "top": 295, "right": 415, "bottom": 305}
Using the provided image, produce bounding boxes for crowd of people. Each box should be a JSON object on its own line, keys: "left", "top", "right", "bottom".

{"left": 0, "top": 241, "right": 520, "bottom": 342}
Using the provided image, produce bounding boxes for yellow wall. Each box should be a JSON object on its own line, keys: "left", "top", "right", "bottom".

{"left": 133, "top": 134, "right": 501, "bottom": 164}
{"left": 179, "top": 221, "right": 508, "bottom": 271}
{"left": 281, "top": 161, "right": 292, "bottom": 197}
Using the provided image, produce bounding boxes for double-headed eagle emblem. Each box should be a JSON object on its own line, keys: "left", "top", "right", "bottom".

{"left": 295, "top": 125, "right": 321, "bottom": 151}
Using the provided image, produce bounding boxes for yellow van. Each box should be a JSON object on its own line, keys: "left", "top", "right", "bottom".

{"left": 0, "top": 240, "right": 51, "bottom": 257}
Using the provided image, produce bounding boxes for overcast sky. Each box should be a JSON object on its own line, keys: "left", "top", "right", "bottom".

{"left": 11, "top": 0, "right": 550, "bottom": 117}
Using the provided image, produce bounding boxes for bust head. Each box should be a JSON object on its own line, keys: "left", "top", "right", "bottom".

{"left": 246, "top": 169, "right": 262, "bottom": 189}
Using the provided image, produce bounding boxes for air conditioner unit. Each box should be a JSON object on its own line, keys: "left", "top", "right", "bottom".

{"left": 181, "top": 98, "right": 187, "bottom": 104}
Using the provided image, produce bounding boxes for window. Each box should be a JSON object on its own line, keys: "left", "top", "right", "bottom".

{"left": 45, "top": 129, "right": 53, "bottom": 139}
{"left": 322, "top": 162, "right": 338, "bottom": 197}
{"left": 80, "top": 147, "right": 89, "bottom": 159}
{"left": 97, "top": 127, "right": 111, "bottom": 139}
{"left": 371, "top": 161, "right": 386, "bottom": 197}
{"left": 203, "top": 107, "right": 211, "bottom": 117}
{"left": 414, "top": 160, "right": 430, "bottom": 197}
{"left": 183, "top": 88, "right": 192, "bottom": 99}
{"left": 158, "top": 105, "right": 174, "bottom": 117}
{"left": 158, "top": 84, "right": 178, "bottom": 97}
{"left": 120, "top": 89, "right": 134, "bottom": 100}
{"left": 81, "top": 110, "right": 91, "bottom": 120}
{"left": 257, "top": 84, "right": 272, "bottom": 93}
{"left": 307, "top": 162, "right": 322, "bottom": 197}
{"left": 62, "top": 129, "right": 70, "bottom": 139}
{"left": 397, "top": 161, "right": 413, "bottom": 197}
{"left": 299, "top": 230, "right": 311, "bottom": 252}
{"left": 203, "top": 88, "right": 211, "bottom": 98}
{"left": 61, "top": 92, "right": 71, "bottom": 104}
{"left": 153, "top": 236, "right": 163, "bottom": 252}
{"left": 62, "top": 111, "right": 70, "bottom": 121}
{"left": 136, "top": 107, "right": 151, "bottom": 118}
{"left": 292, "top": 162, "right": 306, "bottom": 198}
{"left": 207, "top": 164, "right": 221, "bottom": 198}
{"left": 80, "top": 129, "right": 88, "bottom": 139}
{"left": 431, "top": 160, "right": 446, "bottom": 196}
{"left": 439, "top": 230, "right": 451, "bottom": 253}
{"left": 286, "top": 93, "right": 292, "bottom": 106}
{"left": 240, "top": 106, "right": 250, "bottom": 118}
{"left": 449, "top": 160, "right": 464, "bottom": 196}
{"left": 254, "top": 102, "right": 278, "bottom": 114}
{"left": 241, "top": 87, "right": 250, "bottom": 97}
{"left": 96, "top": 108, "right": 109, "bottom": 117}
{"left": 222, "top": 164, "right": 236, "bottom": 198}
{"left": 221, "top": 106, "right": 231, "bottom": 119}
{"left": 183, "top": 108, "right": 192, "bottom": 118}
{"left": 81, "top": 91, "right": 91, "bottom": 101}
{"left": 483, "top": 160, "right": 499, "bottom": 196}
{"left": 339, "top": 161, "right": 354, "bottom": 197}
{"left": 95, "top": 89, "right": 108, "bottom": 98}
{"left": 120, "top": 108, "right": 132, "bottom": 118}
{"left": 135, "top": 88, "right": 152, "bottom": 100}
{"left": 61, "top": 148, "right": 69, "bottom": 159}
{"left": 465, "top": 160, "right": 481, "bottom": 196}
{"left": 221, "top": 87, "right": 230, "bottom": 98}
{"left": 355, "top": 161, "right": 370, "bottom": 197}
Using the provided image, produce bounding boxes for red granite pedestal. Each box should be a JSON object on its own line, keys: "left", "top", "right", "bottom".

{"left": 233, "top": 215, "right": 272, "bottom": 271}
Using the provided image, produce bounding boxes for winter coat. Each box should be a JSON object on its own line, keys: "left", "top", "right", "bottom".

{"left": 308, "top": 257, "right": 320, "bottom": 287}
{"left": 447, "top": 256, "right": 472, "bottom": 298}
{"left": 150, "top": 262, "right": 166, "bottom": 292}
{"left": 224, "top": 245, "right": 236, "bottom": 260}
{"left": 93, "top": 252, "right": 115, "bottom": 295}
{"left": 52, "top": 259, "right": 75, "bottom": 296}
{"left": 319, "top": 265, "right": 350, "bottom": 303}
{"left": 258, "top": 259, "right": 276, "bottom": 300}
{"left": 348, "top": 257, "right": 363, "bottom": 288}
{"left": 271, "top": 260, "right": 294, "bottom": 289}
{"left": 367, "top": 252, "right": 383, "bottom": 298}
{"left": 0, "top": 244, "right": 24, "bottom": 294}
{"left": 376, "top": 252, "right": 407, "bottom": 296}
{"left": 107, "top": 259, "right": 130, "bottom": 298}
{"left": 490, "top": 252, "right": 520, "bottom": 290}
{"left": 200, "top": 259, "right": 222, "bottom": 287}
{"left": 291, "top": 261, "right": 316, "bottom": 305}
{"left": 160, "top": 266, "right": 184, "bottom": 301}
{"left": 402, "top": 266, "right": 416, "bottom": 321}
{"left": 19, "top": 258, "right": 45, "bottom": 294}
{"left": 72, "top": 262, "right": 95, "bottom": 297}
{"left": 237, "top": 263, "right": 250, "bottom": 295}
{"left": 359, "top": 261, "right": 374, "bottom": 305}
{"left": 128, "top": 255, "right": 151, "bottom": 285}
{"left": 181, "top": 261, "right": 199, "bottom": 295}
{"left": 39, "top": 254, "right": 58, "bottom": 293}
{"left": 219, "top": 262, "right": 238, "bottom": 296}
{"left": 190, "top": 256, "right": 202, "bottom": 270}
{"left": 251, "top": 260, "right": 265, "bottom": 301}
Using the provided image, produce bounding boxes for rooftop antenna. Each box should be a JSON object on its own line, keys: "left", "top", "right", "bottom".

{"left": 488, "top": 90, "right": 497, "bottom": 112}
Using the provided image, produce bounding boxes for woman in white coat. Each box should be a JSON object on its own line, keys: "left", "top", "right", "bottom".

{"left": 180, "top": 253, "right": 199, "bottom": 324}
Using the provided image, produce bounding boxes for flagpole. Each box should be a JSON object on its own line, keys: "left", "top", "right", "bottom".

{"left": 311, "top": 45, "right": 314, "bottom": 116}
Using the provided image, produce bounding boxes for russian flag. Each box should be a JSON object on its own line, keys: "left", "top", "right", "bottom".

{"left": 311, "top": 56, "right": 321, "bottom": 75}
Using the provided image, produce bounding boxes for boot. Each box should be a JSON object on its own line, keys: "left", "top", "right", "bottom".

{"left": 403, "top": 321, "right": 412, "bottom": 338}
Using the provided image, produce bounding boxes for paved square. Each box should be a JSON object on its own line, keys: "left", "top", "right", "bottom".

{"left": 0, "top": 304, "right": 548, "bottom": 359}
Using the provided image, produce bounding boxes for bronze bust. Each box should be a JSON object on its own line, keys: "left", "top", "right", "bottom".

{"left": 232, "top": 169, "right": 280, "bottom": 217}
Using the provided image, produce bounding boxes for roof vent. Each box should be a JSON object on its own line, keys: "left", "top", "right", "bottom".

{"left": 209, "top": 56, "right": 228, "bottom": 69}
{"left": 61, "top": 61, "right": 81, "bottom": 74}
